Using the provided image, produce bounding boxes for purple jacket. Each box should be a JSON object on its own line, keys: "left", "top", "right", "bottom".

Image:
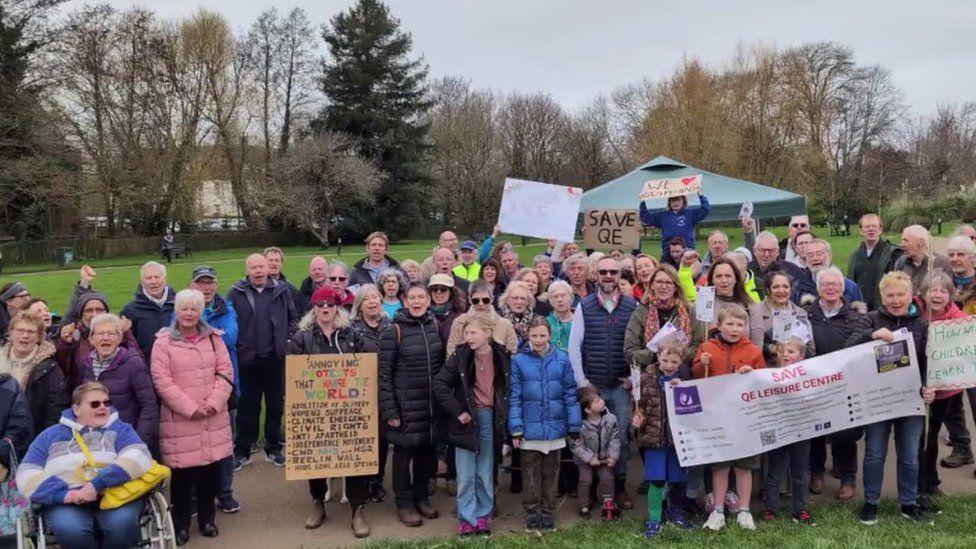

{"left": 77, "top": 346, "right": 159, "bottom": 448}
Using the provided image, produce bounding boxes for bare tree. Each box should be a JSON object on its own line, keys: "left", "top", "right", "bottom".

{"left": 499, "top": 91, "right": 567, "bottom": 182}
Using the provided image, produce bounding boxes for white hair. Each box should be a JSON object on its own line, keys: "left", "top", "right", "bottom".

{"left": 904, "top": 224, "right": 932, "bottom": 250}
{"left": 708, "top": 230, "right": 728, "bottom": 242}
{"left": 89, "top": 313, "right": 122, "bottom": 335}
{"left": 947, "top": 235, "right": 976, "bottom": 255}
{"left": 815, "top": 266, "right": 845, "bottom": 292}
{"left": 563, "top": 253, "right": 587, "bottom": 271}
{"left": 327, "top": 261, "right": 349, "bottom": 276}
{"left": 174, "top": 288, "right": 205, "bottom": 311}
{"left": 547, "top": 279, "right": 572, "bottom": 298}
{"left": 140, "top": 261, "right": 166, "bottom": 279}
{"left": 755, "top": 231, "right": 778, "bottom": 246}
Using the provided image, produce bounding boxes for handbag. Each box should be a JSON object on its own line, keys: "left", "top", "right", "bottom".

{"left": 0, "top": 438, "right": 27, "bottom": 538}
{"left": 211, "top": 335, "right": 237, "bottom": 411}
{"left": 72, "top": 429, "right": 170, "bottom": 510}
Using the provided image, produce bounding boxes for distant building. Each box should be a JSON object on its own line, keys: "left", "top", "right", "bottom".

{"left": 196, "top": 180, "right": 240, "bottom": 218}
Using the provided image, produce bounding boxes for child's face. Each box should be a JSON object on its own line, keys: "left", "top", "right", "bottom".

{"left": 718, "top": 316, "right": 746, "bottom": 342}
{"left": 779, "top": 345, "right": 803, "bottom": 365}
{"left": 658, "top": 352, "right": 681, "bottom": 376}
{"left": 528, "top": 325, "right": 551, "bottom": 351}
{"left": 586, "top": 396, "right": 606, "bottom": 415}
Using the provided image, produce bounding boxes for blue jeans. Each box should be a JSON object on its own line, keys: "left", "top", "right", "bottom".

{"left": 598, "top": 385, "right": 631, "bottom": 480}
{"left": 454, "top": 408, "right": 494, "bottom": 526}
{"left": 863, "top": 416, "right": 924, "bottom": 506}
{"left": 45, "top": 500, "right": 142, "bottom": 549}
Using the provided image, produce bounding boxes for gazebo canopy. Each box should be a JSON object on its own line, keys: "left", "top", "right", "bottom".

{"left": 581, "top": 156, "right": 806, "bottom": 221}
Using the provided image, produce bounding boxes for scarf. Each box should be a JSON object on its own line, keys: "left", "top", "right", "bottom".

{"left": 430, "top": 302, "right": 452, "bottom": 317}
{"left": 954, "top": 274, "right": 974, "bottom": 288}
{"left": 642, "top": 298, "right": 693, "bottom": 346}
{"left": 0, "top": 343, "right": 41, "bottom": 389}
{"left": 142, "top": 287, "right": 169, "bottom": 308}
{"left": 90, "top": 348, "right": 119, "bottom": 380}
{"left": 501, "top": 306, "right": 533, "bottom": 340}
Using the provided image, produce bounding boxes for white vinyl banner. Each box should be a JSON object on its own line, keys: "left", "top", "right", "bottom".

{"left": 666, "top": 335, "right": 925, "bottom": 467}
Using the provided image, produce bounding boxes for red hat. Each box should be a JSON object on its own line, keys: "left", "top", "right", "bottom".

{"left": 311, "top": 286, "right": 344, "bottom": 307}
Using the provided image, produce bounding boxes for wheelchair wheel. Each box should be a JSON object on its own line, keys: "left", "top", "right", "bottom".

{"left": 16, "top": 507, "right": 42, "bottom": 549}
{"left": 141, "top": 491, "right": 176, "bottom": 549}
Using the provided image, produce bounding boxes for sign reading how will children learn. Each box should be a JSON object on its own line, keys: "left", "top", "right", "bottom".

{"left": 667, "top": 336, "right": 925, "bottom": 467}
{"left": 582, "top": 209, "right": 640, "bottom": 250}
{"left": 639, "top": 174, "right": 702, "bottom": 200}
{"left": 285, "top": 353, "right": 379, "bottom": 480}
{"left": 927, "top": 316, "right": 976, "bottom": 389}
{"left": 498, "top": 178, "right": 582, "bottom": 242}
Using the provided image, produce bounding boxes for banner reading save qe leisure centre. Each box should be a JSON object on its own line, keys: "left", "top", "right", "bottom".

{"left": 667, "top": 336, "right": 925, "bottom": 467}
{"left": 285, "top": 353, "right": 379, "bottom": 480}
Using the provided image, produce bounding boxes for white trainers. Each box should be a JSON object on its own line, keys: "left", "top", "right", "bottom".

{"left": 737, "top": 511, "right": 756, "bottom": 530}
{"left": 703, "top": 510, "right": 726, "bottom": 531}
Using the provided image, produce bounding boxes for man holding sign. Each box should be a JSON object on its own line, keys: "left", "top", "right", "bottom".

{"left": 638, "top": 176, "right": 710, "bottom": 259}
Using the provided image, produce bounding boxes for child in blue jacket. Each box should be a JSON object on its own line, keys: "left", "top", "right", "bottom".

{"left": 509, "top": 317, "right": 581, "bottom": 533}
{"left": 640, "top": 192, "right": 710, "bottom": 257}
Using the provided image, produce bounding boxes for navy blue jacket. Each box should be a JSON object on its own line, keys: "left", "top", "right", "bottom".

{"left": 0, "top": 373, "right": 32, "bottom": 468}
{"left": 579, "top": 293, "right": 637, "bottom": 389}
{"left": 639, "top": 194, "right": 711, "bottom": 253}
{"left": 792, "top": 268, "right": 864, "bottom": 306}
{"left": 508, "top": 343, "right": 581, "bottom": 441}
{"left": 121, "top": 286, "right": 176, "bottom": 360}
{"left": 227, "top": 278, "right": 298, "bottom": 364}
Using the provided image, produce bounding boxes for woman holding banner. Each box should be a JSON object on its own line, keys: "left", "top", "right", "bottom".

{"left": 290, "top": 286, "right": 377, "bottom": 537}
{"left": 845, "top": 271, "right": 935, "bottom": 525}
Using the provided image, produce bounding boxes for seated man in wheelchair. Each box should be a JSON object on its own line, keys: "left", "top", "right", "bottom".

{"left": 16, "top": 382, "right": 153, "bottom": 548}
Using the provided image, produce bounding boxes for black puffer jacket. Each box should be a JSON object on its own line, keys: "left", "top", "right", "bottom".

{"left": 432, "top": 341, "right": 510, "bottom": 452}
{"left": 805, "top": 299, "right": 867, "bottom": 355}
{"left": 845, "top": 305, "right": 928, "bottom": 380}
{"left": 352, "top": 317, "right": 392, "bottom": 349}
{"left": 378, "top": 309, "right": 444, "bottom": 447}
{"left": 289, "top": 322, "right": 376, "bottom": 356}
{"left": 0, "top": 373, "right": 31, "bottom": 467}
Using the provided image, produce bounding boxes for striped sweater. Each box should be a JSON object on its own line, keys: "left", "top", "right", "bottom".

{"left": 16, "top": 409, "right": 152, "bottom": 506}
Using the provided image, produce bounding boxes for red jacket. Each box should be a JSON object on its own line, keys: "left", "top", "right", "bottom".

{"left": 692, "top": 336, "right": 766, "bottom": 379}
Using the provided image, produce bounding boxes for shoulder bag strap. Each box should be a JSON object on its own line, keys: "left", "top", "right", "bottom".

{"left": 72, "top": 429, "right": 98, "bottom": 468}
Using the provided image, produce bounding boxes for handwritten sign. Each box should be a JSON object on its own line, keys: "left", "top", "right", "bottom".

{"left": 739, "top": 201, "right": 754, "bottom": 220}
{"left": 285, "top": 353, "right": 379, "bottom": 480}
{"left": 583, "top": 209, "right": 639, "bottom": 250}
{"left": 927, "top": 317, "right": 976, "bottom": 389}
{"left": 695, "top": 286, "right": 715, "bottom": 323}
{"left": 498, "top": 178, "right": 582, "bottom": 242}
{"left": 639, "top": 174, "right": 703, "bottom": 201}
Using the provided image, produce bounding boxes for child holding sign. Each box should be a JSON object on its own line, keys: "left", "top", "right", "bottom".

{"left": 692, "top": 303, "right": 765, "bottom": 531}
{"left": 762, "top": 337, "right": 815, "bottom": 525}
{"left": 640, "top": 191, "right": 711, "bottom": 259}
{"left": 633, "top": 338, "right": 693, "bottom": 539}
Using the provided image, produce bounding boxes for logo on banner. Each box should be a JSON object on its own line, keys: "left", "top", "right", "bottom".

{"left": 673, "top": 386, "right": 703, "bottom": 415}
{"left": 875, "top": 340, "right": 910, "bottom": 373}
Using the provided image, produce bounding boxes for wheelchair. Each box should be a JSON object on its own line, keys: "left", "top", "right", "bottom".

{"left": 16, "top": 486, "right": 177, "bottom": 549}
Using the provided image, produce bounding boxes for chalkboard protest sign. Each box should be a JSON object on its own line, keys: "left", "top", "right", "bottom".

{"left": 285, "top": 353, "right": 379, "bottom": 480}
{"left": 583, "top": 209, "right": 640, "bottom": 250}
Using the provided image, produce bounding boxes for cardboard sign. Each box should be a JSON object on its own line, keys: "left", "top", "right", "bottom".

{"left": 927, "top": 317, "right": 976, "bottom": 389}
{"left": 639, "top": 174, "right": 703, "bottom": 201}
{"left": 498, "top": 178, "right": 582, "bottom": 242}
{"left": 582, "top": 209, "right": 640, "bottom": 250}
{"left": 285, "top": 353, "right": 379, "bottom": 480}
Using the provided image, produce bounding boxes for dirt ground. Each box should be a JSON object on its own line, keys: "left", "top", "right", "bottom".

{"left": 183, "top": 416, "right": 976, "bottom": 549}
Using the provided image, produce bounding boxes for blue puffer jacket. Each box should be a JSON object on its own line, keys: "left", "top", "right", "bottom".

{"left": 509, "top": 343, "right": 581, "bottom": 441}
{"left": 121, "top": 286, "right": 176, "bottom": 360}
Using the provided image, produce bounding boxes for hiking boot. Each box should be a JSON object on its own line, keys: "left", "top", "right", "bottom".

{"left": 859, "top": 503, "right": 878, "bottom": 525}
{"left": 351, "top": 506, "right": 370, "bottom": 538}
{"left": 792, "top": 509, "right": 815, "bottom": 525}
{"left": 524, "top": 513, "right": 540, "bottom": 532}
{"left": 703, "top": 509, "right": 725, "bottom": 531}
{"left": 304, "top": 500, "right": 326, "bottom": 529}
{"left": 539, "top": 514, "right": 556, "bottom": 532}
{"left": 900, "top": 504, "right": 933, "bottom": 524}
{"left": 838, "top": 483, "right": 856, "bottom": 501}
{"left": 809, "top": 474, "right": 824, "bottom": 494}
{"left": 917, "top": 495, "right": 942, "bottom": 515}
{"left": 416, "top": 499, "right": 439, "bottom": 519}
{"left": 397, "top": 507, "right": 423, "bottom": 527}
{"left": 736, "top": 511, "right": 756, "bottom": 530}
{"left": 940, "top": 448, "right": 974, "bottom": 468}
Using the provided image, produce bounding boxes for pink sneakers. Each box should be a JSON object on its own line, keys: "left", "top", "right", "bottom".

{"left": 457, "top": 521, "right": 477, "bottom": 537}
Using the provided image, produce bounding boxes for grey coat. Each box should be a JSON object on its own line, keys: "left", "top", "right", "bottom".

{"left": 570, "top": 410, "right": 620, "bottom": 464}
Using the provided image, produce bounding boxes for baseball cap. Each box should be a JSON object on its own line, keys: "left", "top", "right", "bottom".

{"left": 427, "top": 274, "right": 455, "bottom": 289}
{"left": 459, "top": 240, "right": 477, "bottom": 251}
{"left": 191, "top": 266, "right": 217, "bottom": 282}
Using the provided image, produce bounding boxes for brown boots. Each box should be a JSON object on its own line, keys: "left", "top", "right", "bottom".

{"left": 304, "top": 500, "right": 326, "bottom": 529}
{"left": 351, "top": 506, "right": 370, "bottom": 538}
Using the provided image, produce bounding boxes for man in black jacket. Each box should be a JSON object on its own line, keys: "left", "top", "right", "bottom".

{"left": 120, "top": 262, "right": 175, "bottom": 360}
{"left": 847, "top": 214, "right": 902, "bottom": 310}
{"left": 228, "top": 253, "right": 298, "bottom": 470}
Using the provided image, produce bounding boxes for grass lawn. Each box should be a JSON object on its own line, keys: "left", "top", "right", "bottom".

{"left": 365, "top": 496, "right": 976, "bottom": 548}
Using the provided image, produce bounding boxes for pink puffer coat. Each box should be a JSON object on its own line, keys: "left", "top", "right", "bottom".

{"left": 150, "top": 324, "right": 234, "bottom": 469}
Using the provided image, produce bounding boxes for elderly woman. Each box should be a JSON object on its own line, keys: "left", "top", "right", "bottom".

{"left": 18, "top": 382, "right": 152, "bottom": 549}
{"left": 749, "top": 270, "right": 815, "bottom": 363}
{"left": 151, "top": 289, "right": 233, "bottom": 545}
{"left": 804, "top": 266, "right": 867, "bottom": 500}
{"left": 533, "top": 255, "right": 555, "bottom": 294}
{"left": 846, "top": 271, "right": 934, "bottom": 524}
{"left": 76, "top": 313, "right": 158, "bottom": 449}
{"left": 400, "top": 259, "right": 422, "bottom": 284}
{"left": 292, "top": 286, "right": 377, "bottom": 537}
{"left": 56, "top": 291, "right": 141, "bottom": 385}
{"left": 379, "top": 268, "right": 406, "bottom": 319}
{"left": 632, "top": 255, "right": 658, "bottom": 301}
{"left": 498, "top": 281, "right": 538, "bottom": 344}
{"left": 562, "top": 253, "right": 593, "bottom": 307}
{"left": 0, "top": 311, "right": 67, "bottom": 434}
{"left": 446, "top": 280, "right": 518, "bottom": 356}
{"left": 515, "top": 268, "right": 553, "bottom": 317}
{"left": 545, "top": 281, "right": 575, "bottom": 353}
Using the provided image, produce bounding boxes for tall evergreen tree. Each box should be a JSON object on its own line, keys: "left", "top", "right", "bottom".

{"left": 311, "top": 0, "right": 431, "bottom": 239}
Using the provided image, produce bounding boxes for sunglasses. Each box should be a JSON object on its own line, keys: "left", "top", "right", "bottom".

{"left": 791, "top": 223, "right": 808, "bottom": 228}
{"left": 87, "top": 399, "right": 112, "bottom": 409}
{"left": 598, "top": 269, "right": 619, "bottom": 276}
{"left": 329, "top": 276, "right": 347, "bottom": 282}
{"left": 314, "top": 301, "right": 338, "bottom": 309}
{"left": 13, "top": 292, "right": 30, "bottom": 299}
{"left": 470, "top": 297, "right": 492, "bottom": 305}
{"left": 429, "top": 286, "right": 450, "bottom": 293}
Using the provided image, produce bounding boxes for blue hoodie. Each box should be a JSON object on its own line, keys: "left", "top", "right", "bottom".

{"left": 639, "top": 194, "right": 711, "bottom": 253}
{"left": 17, "top": 408, "right": 153, "bottom": 506}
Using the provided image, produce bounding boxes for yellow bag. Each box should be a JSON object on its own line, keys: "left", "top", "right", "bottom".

{"left": 72, "top": 429, "right": 171, "bottom": 510}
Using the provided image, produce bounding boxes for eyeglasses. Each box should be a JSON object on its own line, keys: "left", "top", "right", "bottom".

{"left": 314, "top": 302, "right": 338, "bottom": 309}
{"left": 652, "top": 280, "right": 676, "bottom": 287}
{"left": 11, "top": 328, "right": 38, "bottom": 336}
{"left": 791, "top": 223, "right": 808, "bottom": 228}
{"left": 328, "top": 276, "right": 347, "bottom": 282}
{"left": 429, "top": 286, "right": 450, "bottom": 293}
{"left": 87, "top": 399, "right": 112, "bottom": 409}
{"left": 83, "top": 307, "right": 107, "bottom": 314}
{"left": 598, "top": 269, "right": 619, "bottom": 276}
{"left": 470, "top": 297, "right": 492, "bottom": 305}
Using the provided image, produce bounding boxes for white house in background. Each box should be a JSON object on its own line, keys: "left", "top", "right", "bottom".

{"left": 197, "top": 180, "right": 240, "bottom": 218}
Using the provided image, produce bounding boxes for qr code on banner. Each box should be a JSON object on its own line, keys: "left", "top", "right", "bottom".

{"left": 760, "top": 430, "right": 777, "bottom": 447}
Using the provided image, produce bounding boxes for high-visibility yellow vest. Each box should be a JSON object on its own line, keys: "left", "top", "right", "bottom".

{"left": 453, "top": 262, "right": 482, "bottom": 282}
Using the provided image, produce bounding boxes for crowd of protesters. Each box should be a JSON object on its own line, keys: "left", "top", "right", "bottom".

{"left": 0, "top": 203, "right": 973, "bottom": 544}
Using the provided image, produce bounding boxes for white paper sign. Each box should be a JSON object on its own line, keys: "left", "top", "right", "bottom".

{"left": 739, "top": 201, "right": 754, "bottom": 220}
{"left": 695, "top": 286, "right": 715, "bottom": 323}
{"left": 927, "top": 317, "right": 976, "bottom": 390}
{"left": 497, "top": 178, "right": 582, "bottom": 242}
{"left": 667, "top": 336, "right": 924, "bottom": 467}
{"left": 646, "top": 321, "right": 690, "bottom": 352}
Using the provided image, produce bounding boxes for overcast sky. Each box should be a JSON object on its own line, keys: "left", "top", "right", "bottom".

{"left": 96, "top": 0, "right": 975, "bottom": 116}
